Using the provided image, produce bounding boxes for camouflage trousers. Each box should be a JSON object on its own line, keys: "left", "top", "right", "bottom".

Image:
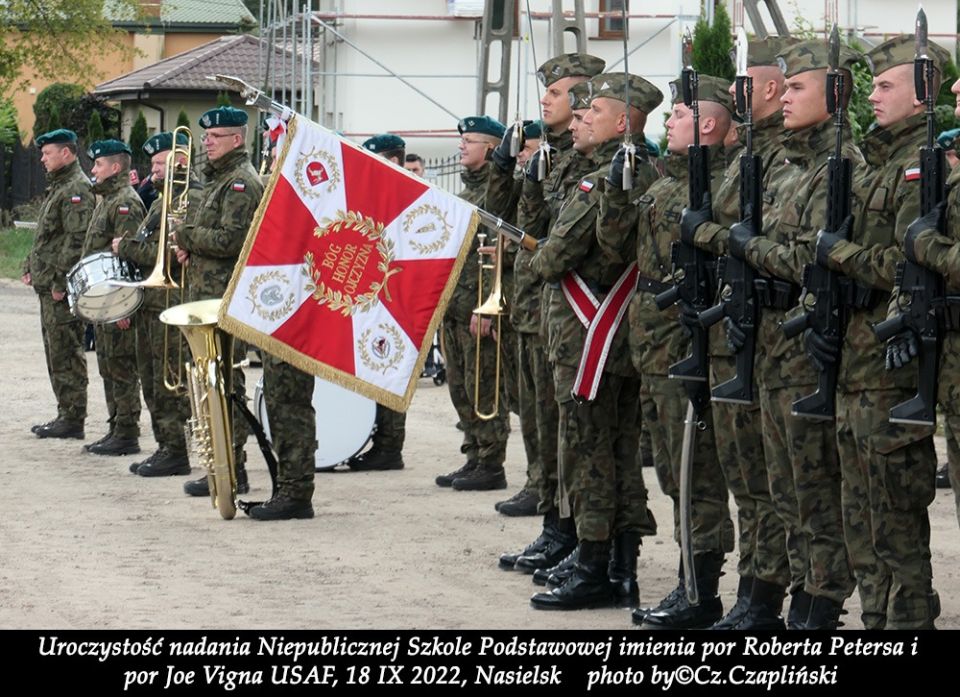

{"left": 639, "top": 374, "right": 734, "bottom": 555}
{"left": 943, "top": 415, "right": 960, "bottom": 527}
{"left": 711, "top": 356, "right": 790, "bottom": 586}
{"left": 92, "top": 322, "right": 141, "bottom": 438}
{"left": 262, "top": 353, "right": 316, "bottom": 501}
{"left": 837, "top": 389, "right": 939, "bottom": 629}
{"left": 442, "top": 317, "right": 509, "bottom": 466}
{"left": 760, "top": 384, "right": 853, "bottom": 602}
{"left": 38, "top": 292, "right": 87, "bottom": 423}
{"left": 517, "top": 331, "right": 559, "bottom": 511}
{"left": 373, "top": 406, "right": 406, "bottom": 452}
{"left": 135, "top": 308, "right": 191, "bottom": 454}
{"left": 500, "top": 322, "right": 519, "bottom": 417}
{"left": 555, "top": 366, "right": 656, "bottom": 542}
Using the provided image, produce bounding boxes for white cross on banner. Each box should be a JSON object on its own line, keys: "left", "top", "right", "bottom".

{"left": 218, "top": 115, "right": 479, "bottom": 411}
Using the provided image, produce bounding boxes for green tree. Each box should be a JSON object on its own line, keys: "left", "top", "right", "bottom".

{"left": 691, "top": 2, "right": 735, "bottom": 80}
{"left": 177, "top": 109, "right": 191, "bottom": 129}
{"left": 0, "top": 98, "right": 19, "bottom": 149}
{"left": 33, "top": 83, "right": 85, "bottom": 138}
{"left": 129, "top": 110, "right": 149, "bottom": 173}
{"left": 86, "top": 110, "right": 105, "bottom": 145}
{"left": 0, "top": 0, "right": 140, "bottom": 93}
{"left": 216, "top": 92, "right": 233, "bottom": 107}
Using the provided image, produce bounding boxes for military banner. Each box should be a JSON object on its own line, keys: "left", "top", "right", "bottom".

{"left": 219, "top": 115, "right": 479, "bottom": 411}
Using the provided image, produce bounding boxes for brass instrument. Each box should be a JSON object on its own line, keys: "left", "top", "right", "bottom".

{"left": 160, "top": 299, "right": 238, "bottom": 520}
{"left": 473, "top": 232, "right": 505, "bottom": 420}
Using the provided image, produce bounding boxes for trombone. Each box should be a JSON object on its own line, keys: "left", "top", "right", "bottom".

{"left": 473, "top": 231, "right": 505, "bottom": 420}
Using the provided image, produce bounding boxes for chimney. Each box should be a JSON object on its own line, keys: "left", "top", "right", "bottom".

{"left": 141, "top": 1, "right": 162, "bottom": 20}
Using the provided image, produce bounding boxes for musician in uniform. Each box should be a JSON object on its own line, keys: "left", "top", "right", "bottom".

{"left": 177, "top": 106, "right": 262, "bottom": 498}
{"left": 23, "top": 129, "right": 95, "bottom": 439}
{"left": 114, "top": 131, "right": 198, "bottom": 477}
{"left": 81, "top": 139, "right": 145, "bottom": 456}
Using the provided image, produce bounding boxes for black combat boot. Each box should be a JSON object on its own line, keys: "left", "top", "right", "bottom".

{"left": 641, "top": 553, "right": 724, "bottom": 629}
{"left": 795, "top": 595, "right": 844, "bottom": 630}
{"left": 710, "top": 575, "right": 754, "bottom": 630}
{"left": 496, "top": 488, "right": 539, "bottom": 516}
{"left": 731, "top": 578, "right": 786, "bottom": 630}
{"left": 786, "top": 589, "right": 813, "bottom": 629}
{"left": 87, "top": 433, "right": 140, "bottom": 455}
{"left": 544, "top": 545, "right": 580, "bottom": 588}
{"left": 608, "top": 532, "right": 641, "bottom": 608}
{"left": 137, "top": 448, "right": 191, "bottom": 477}
{"left": 129, "top": 450, "right": 160, "bottom": 474}
{"left": 499, "top": 516, "right": 553, "bottom": 570}
{"left": 248, "top": 494, "right": 314, "bottom": 521}
{"left": 31, "top": 418, "right": 58, "bottom": 434}
{"left": 632, "top": 561, "right": 686, "bottom": 625}
{"left": 35, "top": 418, "right": 84, "bottom": 440}
{"left": 515, "top": 513, "right": 576, "bottom": 573}
{"left": 435, "top": 460, "right": 478, "bottom": 487}
{"left": 530, "top": 540, "right": 615, "bottom": 610}
{"left": 348, "top": 448, "right": 404, "bottom": 471}
{"left": 452, "top": 462, "right": 507, "bottom": 490}
{"left": 83, "top": 425, "right": 113, "bottom": 450}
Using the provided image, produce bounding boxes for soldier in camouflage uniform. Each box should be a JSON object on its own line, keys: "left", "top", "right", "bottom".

{"left": 687, "top": 39, "right": 795, "bottom": 629}
{"left": 349, "top": 133, "right": 410, "bottom": 472}
{"left": 528, "top": 74, "right": 660, "bottom": 611}
{"left": 82, "top": 139, "right": 145, "bottom": 456}
{"left": 692, "top": 41, "right": 859, "bottom": 628}
{"left": 598, "top": 76, "right": 736, "bottom": 628}
{"left": 23, "top": 129, "right": 94, "bottom": 439}
{"left": 113, "top": 132, "right": 198, "bottom": 476}
{"left": 435, "top": 115, "right": 512, "bottom": 491}
{"left": 817, "top": 35, "right": 944, "bottom": 629}
{"left": 485, "top": 55, "right": 605, "bottom": 577}
{"left": 177, "top": 106, "right": 263, "bottom": 501}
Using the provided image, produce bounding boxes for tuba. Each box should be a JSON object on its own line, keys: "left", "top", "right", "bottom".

{"left": 160, "top": 298, "right": 237, "bottom": 520}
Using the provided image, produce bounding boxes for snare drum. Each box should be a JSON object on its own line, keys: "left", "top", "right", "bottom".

{"left": 254, "top": 375, "right": 376, "bottom": 470}
{"left": 66, "top": 251, "right": 143, "bottom": 323}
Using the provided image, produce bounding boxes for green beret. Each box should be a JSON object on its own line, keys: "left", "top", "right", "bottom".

{"left": 35, "top": 129, "right": 77, "bottom": 148}
{"left": 590, "top": 73, "right": 664, "bottom": 114}
{"left": 730, "top": 37, "right": 801, "bottom": 68}
{"left": 143, "top": 131, "right": 190, "bottom": 156}
{"left": 568, "top": 81, "right": 593, "bottom": 110}
{"left": 88, "top": 139, "right": 132, "bottom": 159}
{"left": 199, "top": 106, "right": 248, "bottom": 129}
{"left": 867, "top": 34, "right": 951, "bottom": 77}
{"left": 457, "top": 115, "right": 506, "bottom": 139}
{"left": 523, "top": 120, "right": 543, "bottom": 139}
{"left": 537, "top": 53, "right": 606, "bottom": 86}
{"left": 777, "top": 39, "right": 863, "bottom": 78}
{"left": 362, "top": 134, "right": 406, "bottom": 153}
{"left": 668, "top": 74, "right": 734, "bottom": 114}
{"left": 938, "top": 128, "right": 960, "bottom": 149}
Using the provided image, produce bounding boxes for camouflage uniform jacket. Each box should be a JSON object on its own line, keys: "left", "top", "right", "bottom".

{"left": 25, "top": 159, "right": 95, "bottom": 293}
{"left": 822, "top": 113, "right": 925, "bottom": 391}
{"left": 117, "top": 178, "right": 203, "bottom": 311}
{"left": 178, "top": 147, "right": 263, "bottom": 300}
{"left": 530, "top": 137, "right": 657, "bottom": 373}
{"left": 599, "top": 149, "right": 725, "bottom": 376}
{"left": 446, "top": 163, "right": 493, "bottom": 322}
{"left": 743, "top": 119, "right": 864, "bottom": 389}
{"left": 82, "top": 174, "right": 146, "bottom": 258}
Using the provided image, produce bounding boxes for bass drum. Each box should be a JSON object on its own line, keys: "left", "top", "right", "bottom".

{"left": 254, "top": 375, "right": 376, "bottom": 470}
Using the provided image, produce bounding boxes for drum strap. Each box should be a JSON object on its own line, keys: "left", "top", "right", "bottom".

{"left": 230, "top": 395, "right": 280, "bottom": 515}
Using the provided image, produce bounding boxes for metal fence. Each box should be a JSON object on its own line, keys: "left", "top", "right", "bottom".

{"left": 423, "top": 153, "right": 463, "bottom": 196}
{"left": 0, "top": 141, "right": 46, "bottom": 211}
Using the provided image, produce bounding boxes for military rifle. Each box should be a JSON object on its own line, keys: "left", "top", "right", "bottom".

{"left": 779, "top": 25, "right": 852, "bottom": 420}
{"left": 872, "top": 8, "right": 946, "bottom": 426}
{"left": 697, "top": 28, "right": 760, "bottom": 405}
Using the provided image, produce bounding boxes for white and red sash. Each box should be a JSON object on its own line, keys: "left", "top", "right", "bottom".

{"left": 560, "top": 262, "right": 638, "bottom": 401}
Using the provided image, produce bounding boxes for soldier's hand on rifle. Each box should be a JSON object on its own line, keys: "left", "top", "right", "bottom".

{"left": 492, "top": 121, "right": 529, "bottom": 172}
{"left": 804, "top": 328, "right": 840, "bottom": 371}
{"left": 724, "top": 316, "right": 746, "bottom": 352}
{"left": 680, "top": 193, "right": 713, "bottom": 244}
{"left": 605, "top": 145, "right": 638, "bottom": 191}
{"left": 815, "top": 216, "right": 853, "bottom": 269}
{"left": 678, "top": 301, "right": 701, "bottom": 337}
{"left": 525, "top": 145, "right": 556, "bottom": 183}
{"left": 728, "top": 219, "right": 753, "bottom": 261}
{"left": 885, "top": 331, "right": 919, "bottom": 370}
{"left": 904, "top": 200, "right": 946, "bottom": 264}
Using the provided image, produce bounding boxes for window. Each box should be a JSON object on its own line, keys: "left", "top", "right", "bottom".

{"left": 598, "top": 0, "right": 628, "bottom": 40}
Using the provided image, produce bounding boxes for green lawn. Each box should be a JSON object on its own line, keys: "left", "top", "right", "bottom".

{"left": 0, "top": 227, "right": 33, "bottom": 280}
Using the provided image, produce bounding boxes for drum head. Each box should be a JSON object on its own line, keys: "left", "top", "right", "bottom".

{"left": 255, "top": 375, "right": 376, "bottom": 471}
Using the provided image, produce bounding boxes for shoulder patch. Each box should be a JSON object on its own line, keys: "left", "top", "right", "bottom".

{"left": 232, "top": 181, "right": 246, "bottom": 192}
{"left": 579, "top": 180, "right": 594, "bottom": 193}
{"left": 118, "top": 205, "right": 130, "bottom": 215}
{"left": 904, "top": 167, "right": 920, "bottom": 182}
{"left": 70, "top": 195, "right": 82, "bottom": 204}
